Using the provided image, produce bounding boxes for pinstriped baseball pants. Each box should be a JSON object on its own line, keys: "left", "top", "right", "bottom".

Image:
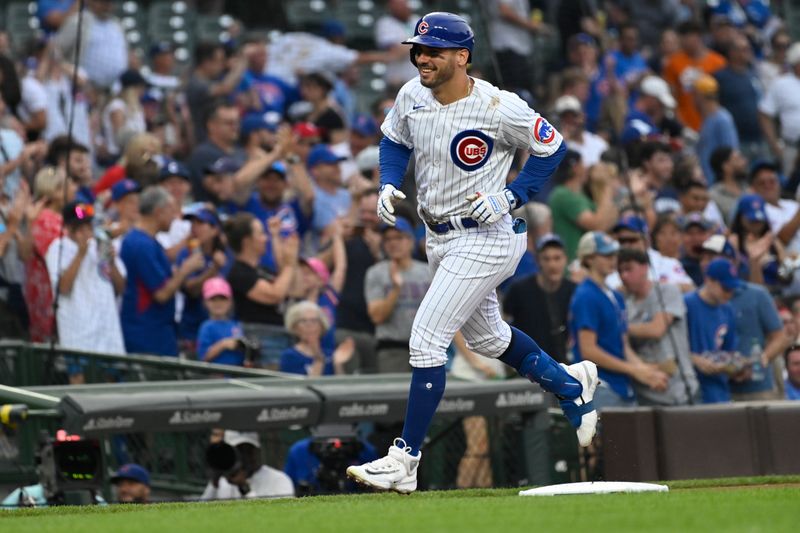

{"left": 409, "top": 215, "right": 527, "bottom": 368}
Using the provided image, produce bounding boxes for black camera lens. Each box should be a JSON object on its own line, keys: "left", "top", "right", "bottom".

{"left": 205, "top": 442, "right": 238, "bottom": 473}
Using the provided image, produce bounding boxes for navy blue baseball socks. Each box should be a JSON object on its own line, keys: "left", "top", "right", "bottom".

{"left": 401, "top": 365, "right": 446, "bottom": 455}
{"left": 500, "top": 327, "right": 599, "bottom": 446}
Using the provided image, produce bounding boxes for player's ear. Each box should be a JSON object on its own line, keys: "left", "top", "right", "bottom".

{"left": 456, "top": 48, "right": 469, "bottom": 67}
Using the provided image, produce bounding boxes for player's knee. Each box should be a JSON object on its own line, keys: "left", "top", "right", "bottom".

{"left": 464, "top": 336, "right": 505, "bottom": 359}
{"left": 409, "top": 328, "right": 449, "bottom": 366}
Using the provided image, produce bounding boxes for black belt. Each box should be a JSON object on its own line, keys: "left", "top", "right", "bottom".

{"left": 425, "top": 218, "right": 479, "bottom": 234}
{"left": 376, "top": 340, "right": 409, "bottom": 351}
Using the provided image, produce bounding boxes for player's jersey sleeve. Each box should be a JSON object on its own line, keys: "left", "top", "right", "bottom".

{"left": 380, "top": 81, "right": 415, "bottom": 149}
{"left": 496, "top": 90, "right": 563, "bottom": 157}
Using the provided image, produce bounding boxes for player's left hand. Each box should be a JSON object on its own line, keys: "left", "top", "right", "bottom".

{"left": 465, "top": 190, "right": 512, "bottom": 225}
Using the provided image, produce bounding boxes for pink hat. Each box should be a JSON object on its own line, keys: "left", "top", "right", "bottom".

{"left": 302, "top": 257, "right": 330, "bottom": 285}
{"left": 203, "top": 277, "right": 232, "bottom": 300}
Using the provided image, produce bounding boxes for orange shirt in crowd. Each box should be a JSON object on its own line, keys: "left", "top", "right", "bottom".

{"left": 662, "top": 50, "right": 727, "bottom": 131}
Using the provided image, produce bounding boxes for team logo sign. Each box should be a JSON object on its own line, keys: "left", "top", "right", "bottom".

{"left": 418, "top": 20, "right": 429, "bottom": 34}
{"left": 450, "top": 130, "right": 494, "bottom": 171}
{"left": 533, "top": 117, "right": 556, "bottom": 144}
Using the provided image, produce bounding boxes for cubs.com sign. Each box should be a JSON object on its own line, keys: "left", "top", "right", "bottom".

{"left": 450, "top": 129, "right": 494, "bottom": 171}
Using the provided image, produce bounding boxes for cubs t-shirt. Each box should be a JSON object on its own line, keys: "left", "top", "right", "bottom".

{"left": 120, "top": 228, "right": 178, "bottom": 356}
{"left": 684, "top": 291, "right": 737, "bottom": 403}
{"left": 236, "top": 71, "right": 297, "bottom": 116}
{"left": 569, "top": 278, "right": 633, "bottom": 400}
{"left": 280, "top": 346, "right": 334, "bottom": 376}
{"left": 197, "top": 319, "right": 245, "bottom": 366}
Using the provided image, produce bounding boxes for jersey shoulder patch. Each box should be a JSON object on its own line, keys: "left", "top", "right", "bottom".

{"left": 449, "top": 130, "right": 494, "bottom": 171}
{"left": 533, "top": 116, "right": 556, "bottom": 145}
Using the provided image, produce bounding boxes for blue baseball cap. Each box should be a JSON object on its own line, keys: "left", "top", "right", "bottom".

{"left": 735, "top": 193, "right": 768, "bottom": 223}
{"left": 141, "top": 88, "right": 163, "bottom": 104}
{"left": 307, "top": 144, "right": 346, "bottom": 168}
{"left": 205, "top": 157, "right": 241, "bottom": 175}
{"left": 159, "top": 159, "right": 191, "bottom": 182}
{"left": 705, "top": 257, "right": 741, "bottom": 291}
{"left": 380, "top": 216, "right": 414, "bottom": 238}
{"left": 577, "top": 231, "right": 620, "bottom": 260}
{"left": 261, "top": 161, "right": 287, "bottom": 179}
{"left": 241, "top": 113, "right": 279, "bottom": 137}
{"left": 183, "top": 206, "right": 220, "bottom": 227}
{"left": 535, "top": 233, "right": 565, "bottom": 253}
{"left": 111, "top": 179, "right": 141, "bottom": 202}
{"left": 612, "top": 214, "right": 648, "bottom": 235}
{"left": 149, "top": 41, "right": 173, "bottom": 58}
{"left": 351, "top": 113, "right": 378, "bottom": 137}
{"left": 321, "top": 19, "right": 346, "bottom": 39}
{"left": 111, "top": 463, "right": 150, "bottom": 487}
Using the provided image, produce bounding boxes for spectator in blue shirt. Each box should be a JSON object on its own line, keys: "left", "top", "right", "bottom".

{"left": 307, "top": 144, "right": 349, "bottom": 242}
{"left": 684, "top": 258, "right": 741, "bottom": 403}
{"left": 607, "top": 24, "right": 649, "bottom": 102}
{"left": 284, "top": 427, "right": 378, "bottom": 495}
{"left": 196, "top": 277, "right": 246, "bottom": 366}
{"left": 120, "top": 186, "right": 204, "bottom": 356}
{"left": 37, "top": 0, "right": 75, "bottom": 34}
{"left": 714, "top": 33, "right": 767, "bottom": 162}
{"left": 785, "top": 345, "right": 800, "bottom": 400}
{"left": 280, "top": 300, "right": 354, "bottom": 376}
{"left": 176, "top": 207, "right": 230, "bottom": 349}
{"left": 694, "top": 74, "right": 739, "bottom": 183}
{"left": 570, "top": 231, "right": 668, "bottom": 409}
{"left": 235, "top": 35, "right": 298, "bottom": 118}
{"left": 698, "top": 235, "right": 786, "bottom": 401}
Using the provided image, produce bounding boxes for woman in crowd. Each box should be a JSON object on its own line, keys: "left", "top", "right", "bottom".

{"left": 730, "top": 194, "right": 784, "bottom": 289}
{"left": 280, "top": 300, "right": 354, "bottom": 376}
{"left": 25, "top": 166, "right": 76, "bottom": 342}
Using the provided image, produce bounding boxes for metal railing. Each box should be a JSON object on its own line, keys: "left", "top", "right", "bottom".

{"left": 0, "top": 341, "right": 299, "bottom": 388}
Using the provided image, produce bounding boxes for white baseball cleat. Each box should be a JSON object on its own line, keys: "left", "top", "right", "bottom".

{"left": 346, "top": 438, "right": 420, "bottom": 494}
{"left": 559, "top": 361, "right": 599, "bottom": 447}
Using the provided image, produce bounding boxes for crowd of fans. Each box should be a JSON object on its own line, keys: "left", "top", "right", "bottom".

{"left": 0, "top": 0, "right": 798, "bottom": 411}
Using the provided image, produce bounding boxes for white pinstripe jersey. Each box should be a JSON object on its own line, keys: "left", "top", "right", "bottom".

{"left": 381, "top": 76, "right": 563, "bottom": 221}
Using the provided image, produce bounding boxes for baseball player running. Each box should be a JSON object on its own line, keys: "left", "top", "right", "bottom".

{"left": 346, "top": 12, "right": 598, "bottom": 494}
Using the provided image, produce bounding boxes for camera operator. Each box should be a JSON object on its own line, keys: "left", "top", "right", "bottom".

{"left": 284, "top": 425, "right": 377, "bottom": 496}
{"left": 201, "top": 430, "right": 294, "bottom": 500}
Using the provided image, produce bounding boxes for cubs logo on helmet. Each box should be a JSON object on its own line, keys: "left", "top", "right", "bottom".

{"left": 450, "top": 130, "right": 494, "bottom": 171}
{"left": 533, "top": 117, "right": 556, "bottom": 144}
{"left": 418, "top": 20, "right": 429, "bottom": 34}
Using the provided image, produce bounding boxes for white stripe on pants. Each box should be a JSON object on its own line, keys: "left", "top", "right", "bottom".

{"left": 409, "top": 216, "right": 527, "bottom": 368}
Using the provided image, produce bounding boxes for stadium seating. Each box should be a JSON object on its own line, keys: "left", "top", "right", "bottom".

{"left": 147, "top": 1, "right": 196, "bottom": 65}
{"left": 4, "top": 1, "right": 41, "bottom": 54}
{"left": 284, "top": 0, "right": 331, "bottom": 31}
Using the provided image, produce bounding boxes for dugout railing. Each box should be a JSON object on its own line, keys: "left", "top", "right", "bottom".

{"left": 0, "top": 340, "right": 296, "bottom": 387}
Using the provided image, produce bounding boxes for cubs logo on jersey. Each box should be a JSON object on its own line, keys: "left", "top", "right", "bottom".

{"left": 450, "top": 130, "right": 494, "bottom": 171}
{"left": 533, "top": 117, "right": 556, "bottom": 144}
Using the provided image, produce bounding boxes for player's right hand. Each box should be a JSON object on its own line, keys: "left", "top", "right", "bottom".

{"left": 378, "top": 184, "right": 406, "bottom": 226}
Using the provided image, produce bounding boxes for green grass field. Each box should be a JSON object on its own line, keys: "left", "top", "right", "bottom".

{"left": 2, "top": 477, "right": 799, "bottom": 533}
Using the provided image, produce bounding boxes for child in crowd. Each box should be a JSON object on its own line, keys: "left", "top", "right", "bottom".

{"left": 196, "top": 277, "right": 247, "bottom": 366}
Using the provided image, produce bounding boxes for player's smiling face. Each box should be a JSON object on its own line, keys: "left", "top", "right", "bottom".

{"left": 414, "top": 45, "right": 465, "bottom": 89}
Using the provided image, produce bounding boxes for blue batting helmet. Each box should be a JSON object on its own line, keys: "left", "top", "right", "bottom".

{"left": 402, "top": 12, "right": 474, "bottom": 65}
